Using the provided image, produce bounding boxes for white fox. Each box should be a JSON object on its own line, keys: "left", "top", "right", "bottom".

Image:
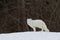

{"left": 27, "top": 18, "right": 49, "bottom": 32}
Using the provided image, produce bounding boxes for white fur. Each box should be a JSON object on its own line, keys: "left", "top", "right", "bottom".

{"left": 27, "top": 18, "right": 49, "bottom": 32}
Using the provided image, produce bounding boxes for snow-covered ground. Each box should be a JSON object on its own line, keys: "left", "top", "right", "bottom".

{"left": 0, "top": 32, "right": 60, "bottom": 40}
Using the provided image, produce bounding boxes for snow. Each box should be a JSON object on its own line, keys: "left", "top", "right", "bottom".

{"left": 0, "top": 32, "right": 60, "bottom": 40}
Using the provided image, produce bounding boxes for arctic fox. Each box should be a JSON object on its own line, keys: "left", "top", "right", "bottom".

{"left": 27, "top": 18, "right": 49, "bottom": 32}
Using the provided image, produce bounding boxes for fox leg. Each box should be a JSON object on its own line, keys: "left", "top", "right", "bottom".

{"left": 33, "top": 27, "right": 36, "bottom": 32}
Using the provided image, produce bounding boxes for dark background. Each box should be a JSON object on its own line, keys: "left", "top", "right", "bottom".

{"left": 0, "top": 0, "right": 60, "bottom": 33}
